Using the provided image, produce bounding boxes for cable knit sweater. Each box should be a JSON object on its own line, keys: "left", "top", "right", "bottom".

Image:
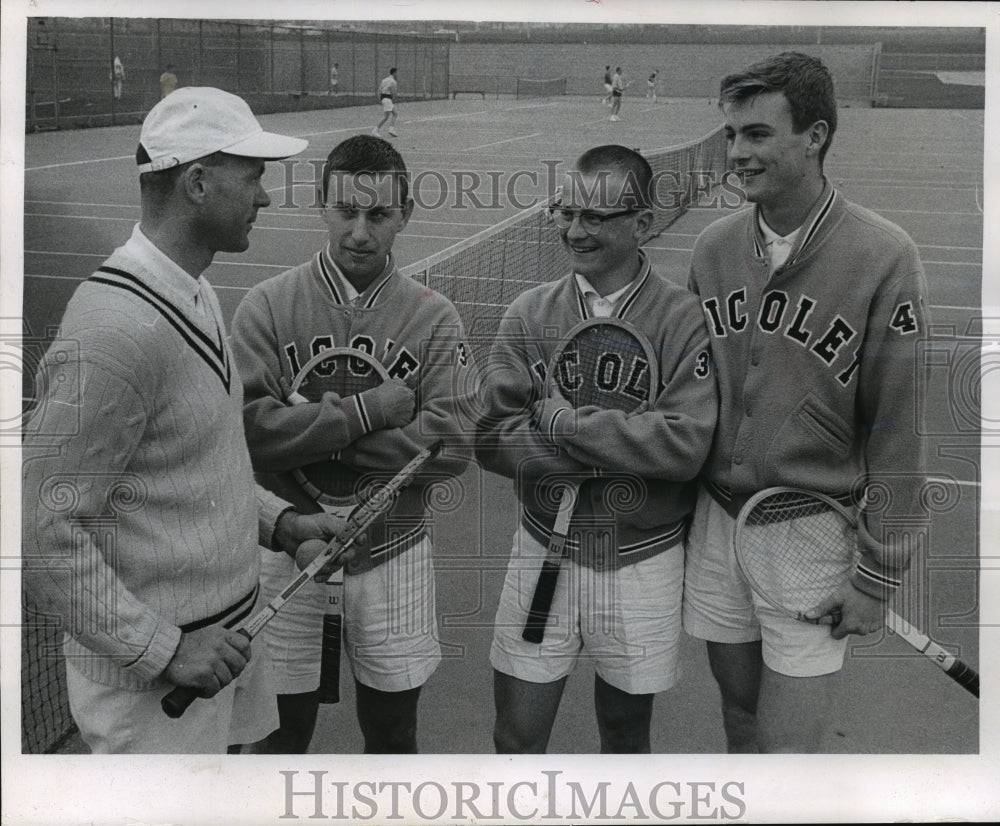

{"left": 22, "top": 225, "right": 289, "bottom": 690}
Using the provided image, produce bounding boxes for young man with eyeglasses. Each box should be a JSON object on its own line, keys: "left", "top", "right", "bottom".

{"left": 475, "top": 145, "right": 717, "bottom": 753}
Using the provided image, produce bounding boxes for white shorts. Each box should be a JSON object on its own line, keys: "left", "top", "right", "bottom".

{"left": 681, "top": 487, "right": 848, "bottom": 677}
{"left": 65, "top": 640, "right": 278, "bottom": 754}
{"left": 490, "top": 524, "right": 684, "bottom": 695}
{"left": 380, "top": 97, "right": 395, "bottom": 113}
{"left": 257, "top": 538, "right": 440, "bottom": 694}
{"left": 604, "top": 83, "right": 613, "bottom": 93}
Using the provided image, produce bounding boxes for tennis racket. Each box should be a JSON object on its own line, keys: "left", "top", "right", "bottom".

{"left": 522, "top": 317, "right": 659, "bottom": 643}
{"left": 286, "top": 346, "right": 394, "bottom": 703}
{"left": 734, "top": 487, "right": 979, "bottom": 698}
{"left": 160, "top": 442, "right": 440, "bottom": 718}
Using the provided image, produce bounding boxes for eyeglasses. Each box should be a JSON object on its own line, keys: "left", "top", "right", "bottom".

{"left": 547, "top": 205, "right": 640, "bottom": 234}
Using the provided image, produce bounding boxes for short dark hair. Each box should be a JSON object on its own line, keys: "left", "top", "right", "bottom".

{"left": 572, "top": 144, "right": 653, "bottom": 209}
{"left": 719, "top": 51, "right": 837, "bottom": 165}
{"left": 321, "top": 134, "right": 409, "bottom": 205}
{"left": 137, "top": 148, "right": 225, "bottom": 199}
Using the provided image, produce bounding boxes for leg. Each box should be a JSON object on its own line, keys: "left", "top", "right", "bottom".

{"left": 355, "top": 680, "right": 422, "bottom": 754}
{"left": 593, "top": 674, "right": 654, "bottom": 753}
{"left": 706, "top": 640, "right": 763, "bottom": 753}
{"left": 493, "top": 669, "right": 567, "bottom": 754}
{"left": 757, "top": 666, "right": 839, "bottom": 753}
{"left": 241, "top": 691, "right": 319, "bottom": 754}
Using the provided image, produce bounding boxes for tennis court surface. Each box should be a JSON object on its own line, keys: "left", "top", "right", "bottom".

{"left": 20, "top": 93, "right": 983, "bottom": 754}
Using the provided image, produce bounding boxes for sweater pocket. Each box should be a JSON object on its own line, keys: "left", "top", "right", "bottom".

{"left": 764, "top": 393, "right": 853, "bottom": 477}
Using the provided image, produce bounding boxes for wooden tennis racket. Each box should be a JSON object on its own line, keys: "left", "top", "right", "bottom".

{"left": 734, "top": 487, "right": 979, "bottom": 698}
{"left": 160, "top": 442, "right": 440, "bottom": 718}
{"left": 285, "top": 346, "right": 394, "bottom": 703}
{"left": 522, "top": 317, "right": 659, "bottom": 643}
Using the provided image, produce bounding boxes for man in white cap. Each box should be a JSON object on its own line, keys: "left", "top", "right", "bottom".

{"left": 22, "top": 88, "right": 343, "bottom": 754}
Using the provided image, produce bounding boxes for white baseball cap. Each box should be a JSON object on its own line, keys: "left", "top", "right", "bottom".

{"left": 137, "top": 87, "right": 308, "bottom": 173}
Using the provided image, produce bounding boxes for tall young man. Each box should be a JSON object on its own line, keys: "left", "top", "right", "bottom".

{"left": 22, "top": 87, "right": 344, "bottom": 754}
{"left": 683, "top": 52, "right": 928, "bottom": 752}
{"left": 230, "top": 135, "right": 474, "bottom": 753}
{"left": 477, "top": 145, "right": 717, "bottom": 753}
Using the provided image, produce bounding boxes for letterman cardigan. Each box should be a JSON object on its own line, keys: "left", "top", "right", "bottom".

{"left": 476, "top": 253, "right": 718, "bottom": 569}
{"left": 22, "top": 224, "right": 291, "bottom": 690}
{"left": 230, "top": 248, "right": 474, "bottom": 572}
{"left": 688, "top": 181, "right": 929, "bottom": 598}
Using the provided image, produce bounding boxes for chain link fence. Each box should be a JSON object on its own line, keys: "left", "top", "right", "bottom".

{"left": 26, "top": 18, "right": 451, "bottom": 132}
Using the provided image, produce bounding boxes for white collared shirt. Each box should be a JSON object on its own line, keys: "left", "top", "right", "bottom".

{"left": 758, "top": 214, "right": 802, "bottom": 271}
{"left": 574, "top": 273, "right": 631, "bottom": 317}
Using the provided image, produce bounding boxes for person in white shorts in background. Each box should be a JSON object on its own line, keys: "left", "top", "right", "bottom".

{"left": 374, "top": 67, "right": 399, "bottom": 137}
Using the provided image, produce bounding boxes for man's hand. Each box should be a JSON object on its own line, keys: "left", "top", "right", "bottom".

{"left": 162, "top": 625, "right": 251, "bottom": 697}
{"left": 294, "top": 537, "right": 352, "bottom": 582}
{"left": 361, "top": 380, "right": 415, "bottom": 428}
{"left": 805, "top": 583, "right": 885, "bottom": 640}
{"left": 273, "top": 509, "right": 356, "bottom": 582}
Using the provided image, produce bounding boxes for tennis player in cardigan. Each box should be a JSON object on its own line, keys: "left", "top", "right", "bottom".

{"left": 682, "top": 52, "right": 929, "bottom": 753}
{"left": 21, "top": 87, "right": 349, "bottom": 754}
{"left": 230, "top": 135, "right": 474, "bottom": 754}
{"left": 476, "top": 145, "right": 717, "bottom": 753}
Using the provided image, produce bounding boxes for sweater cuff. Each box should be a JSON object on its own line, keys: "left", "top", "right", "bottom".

{"left": 849, "top": 518, "right": 904, "bottom": 600}
{"left": 341, "top": 388, "right": 389, "bottom": 440}
{"left": 122, "top": 621, "right": 182, "bottom": 683}
{"left": 256, "top": 484, "right": 295, "bottom": 551}
{"left": 535, "top": 398, "right": 574, "bottom": 443}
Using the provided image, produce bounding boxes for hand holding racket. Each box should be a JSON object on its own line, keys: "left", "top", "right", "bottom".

{"left": 160, "top": 442, "right": 440, "bottom": 718}
{"left": 734, "top": 487, "right": 979, "bottom": 698}
{"left": 522, "top": 317, "right": 658, "bottom": 644}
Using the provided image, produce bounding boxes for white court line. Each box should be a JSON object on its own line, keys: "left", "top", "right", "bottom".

{"left": 868, "top": 208, "right": 982, "bottom": 217}
{"left": 26, "top": 199, "right": 140, "bottom": 209}
{"left": 463, "top": 133, "right": 542, "bottom": 151}
{"left": 922, "top": 260, "right": 981, "bottom": 267}
{"left": 26, "top": 154, "right": 135, "bottom": 172}
{"left": 835, "top": 178, "right": 980, "bottom": 189}
{"left": 918, "top": 244, "right": 983, "bottom": 252}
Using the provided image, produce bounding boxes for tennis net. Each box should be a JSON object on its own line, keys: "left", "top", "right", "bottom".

{"left": 20, "top": 124, "right": 727, "bottom": 754}
{"left": 401, "top": 124, "right": 729, "bottom": 361}
{"left": 515, "top": 77, "right": 568, "bottom": 99}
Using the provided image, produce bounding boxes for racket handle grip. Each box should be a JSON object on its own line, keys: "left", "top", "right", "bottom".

{"left": 161, "top": 627, "right": 254, "bottom": 718}
{"left": 946, "top": 661, "right": 979, "bottom": 698}
{"left": 318, "top": 614, "right": 342, "bottom": 704}
{"left": 161, "top": 685, "right": 200, "bottom": 719}
{"left": 522, "top": 558, "right": 562, "bottom": 644}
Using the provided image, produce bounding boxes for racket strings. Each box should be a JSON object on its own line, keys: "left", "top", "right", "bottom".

{"left": 738, "top": 495, "right": 856, "bottom": 614}
{"left": 555, "top": 325, "right": 652, "bottom": 412}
